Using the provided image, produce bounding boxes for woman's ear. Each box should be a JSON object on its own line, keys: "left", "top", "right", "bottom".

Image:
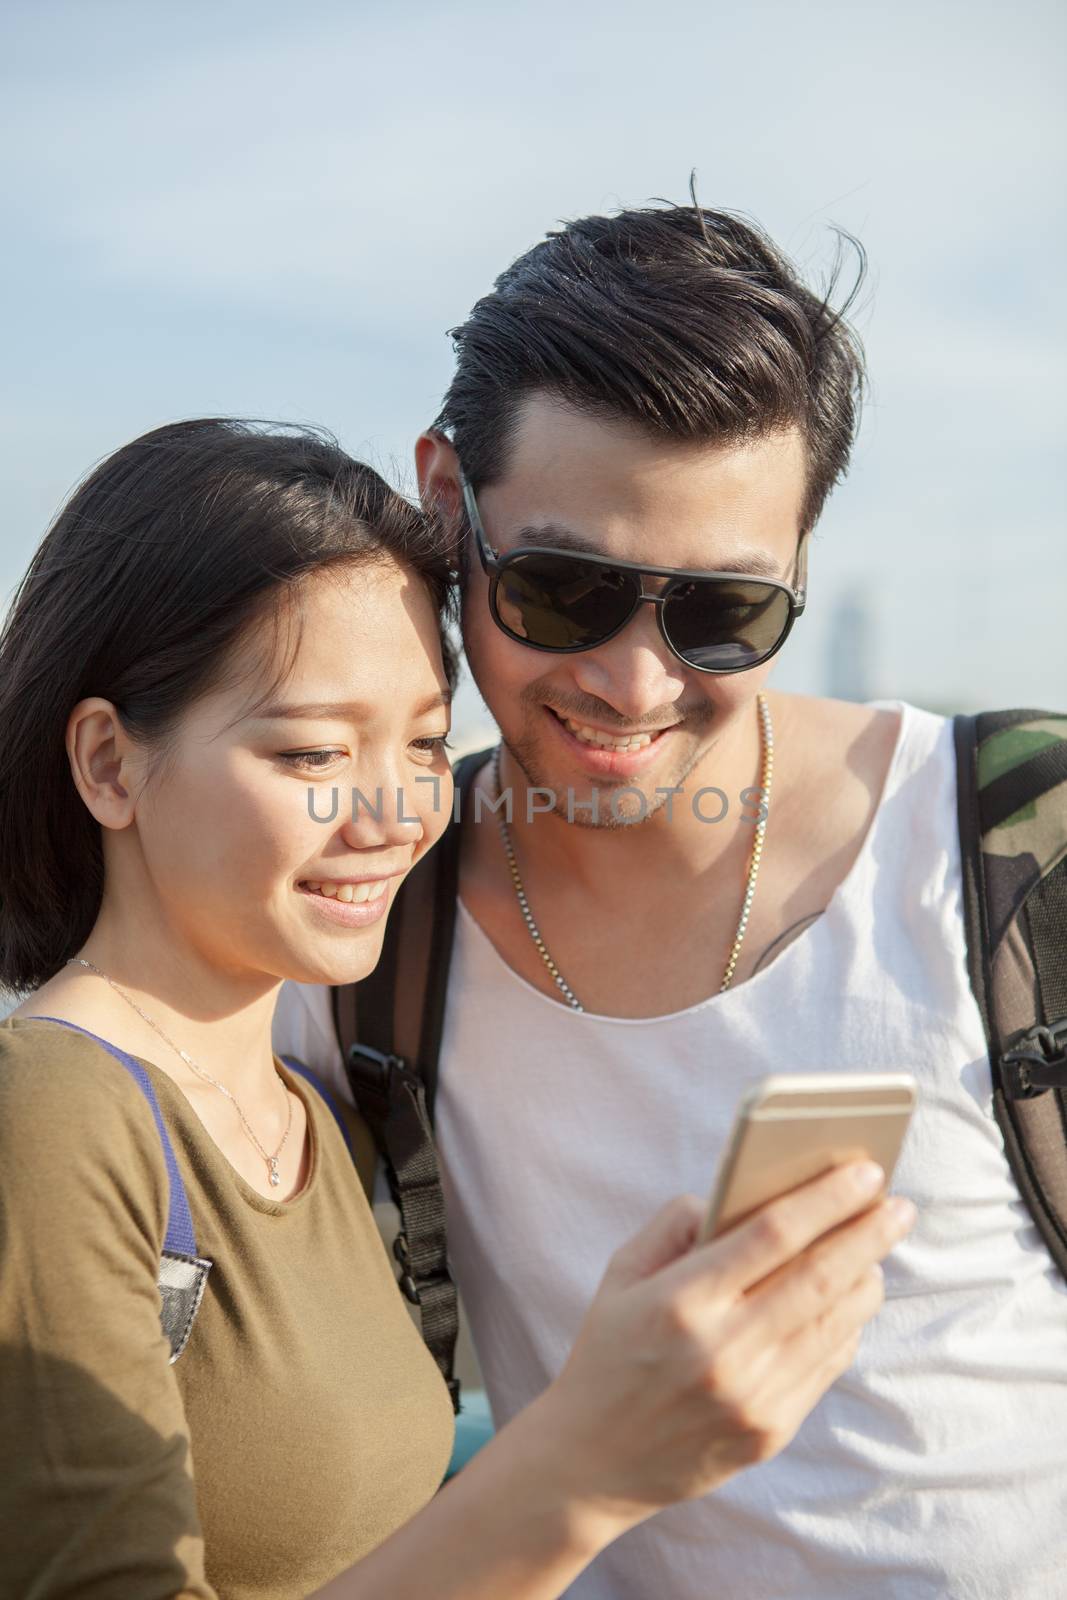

{"left": 65, "top": 698, "right": 142, "bottom": 830}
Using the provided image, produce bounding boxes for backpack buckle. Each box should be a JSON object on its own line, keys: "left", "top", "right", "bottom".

{"left": 393, "top": 1232, "right": 421, "bottom": 1305}
{"left": 393, "top": 1230, "right": 452, "bottom": 1306}
{"left": 1001, "top": 1016, "right": 1067, "bottom": 1099}
{"left": 345, "top": 1041, "right": 410, "bottom": 1120}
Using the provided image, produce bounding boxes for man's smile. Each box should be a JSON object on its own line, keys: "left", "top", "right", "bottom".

{"left": 542, "top": 705, "right": 678, "bottom": 778}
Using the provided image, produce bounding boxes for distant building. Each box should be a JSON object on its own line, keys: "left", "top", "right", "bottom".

{"left": 826, "top": 585, "right": 875, "bottom": 703}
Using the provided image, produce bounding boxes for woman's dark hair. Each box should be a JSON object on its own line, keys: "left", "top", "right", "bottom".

{"left": 435, "top": 201, "right": 868, "bottom": 537}
{"left": 0, "top": 418, "right": 457, "bottom": 998}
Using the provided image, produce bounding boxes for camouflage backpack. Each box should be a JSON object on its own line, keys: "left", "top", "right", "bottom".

{"left": 337, "top": 707, "right": 1067, "bottom": 1406}
{"left": 954, "top": 709, "right": 1067, "bottom": 1276}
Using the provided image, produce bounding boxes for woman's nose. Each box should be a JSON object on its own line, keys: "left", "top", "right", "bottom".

{"left": 334, "top": 774, "right": 427, "bottom": 851}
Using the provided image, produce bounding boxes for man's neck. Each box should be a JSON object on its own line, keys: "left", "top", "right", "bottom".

{"left": 456, "top": 693, "right": 902, "bottom": 1017}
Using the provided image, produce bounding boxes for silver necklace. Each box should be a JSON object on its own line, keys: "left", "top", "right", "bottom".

{"left": 493, "top": 690, "right": 774, "bottom": 1011}
{"left": 64, "top": 956, "right": 293, "bottom": 1188}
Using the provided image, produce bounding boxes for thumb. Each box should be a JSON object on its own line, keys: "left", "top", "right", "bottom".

{"left": 603, "top": 1195, "right": 705, "bottom": 1290}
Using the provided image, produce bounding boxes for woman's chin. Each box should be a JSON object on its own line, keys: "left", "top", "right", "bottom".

{"left": 277, "top": 934, "right": 387, "bottom": 992}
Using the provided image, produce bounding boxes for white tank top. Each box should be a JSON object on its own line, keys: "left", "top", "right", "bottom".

{"left": 273, "top": 699, "right": 1067, "bottom": 1598}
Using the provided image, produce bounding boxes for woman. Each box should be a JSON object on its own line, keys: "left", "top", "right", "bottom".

{"left": 0, "top": 419, "right": 909, "bottom": 1600}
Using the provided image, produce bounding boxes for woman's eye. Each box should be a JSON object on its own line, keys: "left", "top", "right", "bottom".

{"left": 279, "top": 750, "right": 345, "bottom": 771}
{"left": 411, "top": 734, "right": 453, "bottom": 755}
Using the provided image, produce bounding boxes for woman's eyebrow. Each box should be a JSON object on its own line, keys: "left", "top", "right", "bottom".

{"left": 514, "top": 524, "right": 785, "bottom": 578}
{"left": 250, "top": 690, "right": 452, "bottom": 722}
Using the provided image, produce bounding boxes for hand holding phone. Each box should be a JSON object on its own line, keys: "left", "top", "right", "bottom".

{"left": 535, "top": 1147, "right": 915, "bottom": 1543}
{"left": 698, "top": 1071, "right": 917, "bottom": 1245}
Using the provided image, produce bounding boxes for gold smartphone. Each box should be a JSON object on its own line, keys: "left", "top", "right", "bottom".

{"left": 697, "top": 1072, "right": 918, "bottom": 1244}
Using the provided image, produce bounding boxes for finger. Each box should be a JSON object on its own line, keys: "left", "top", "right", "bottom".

{"left": 768, "top": 1311, "right": 873, "bottom": 1442}
{"left": 735, "top": 1281, "right": 881, "bottom": 1464}
{"left": 755, "top": 1263, "right": 885, "bottom": 1408}
{"left": 742, "top": 1196, "right": 911, "bottom": 1343}
{"left": 603, "top": 1195, "right": 706, "bottom": 1289}
{"left": 680, "top": 1160, "right": 889, "bottom": 1299}
{"left": 707, "top": 1260, "right": 883, "bottom": 1416}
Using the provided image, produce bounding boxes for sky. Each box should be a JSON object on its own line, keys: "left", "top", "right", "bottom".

{"left": 1, "top": 0, "right": 1064, "bottom": 743}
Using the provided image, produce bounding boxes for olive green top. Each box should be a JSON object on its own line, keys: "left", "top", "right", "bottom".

{"left": 0, "top": 1015, "right": 455, "bottom": 1600}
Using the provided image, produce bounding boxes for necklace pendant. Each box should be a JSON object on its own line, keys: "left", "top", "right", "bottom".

{"left": 268, "top": 1158, "right": 281, "bottom": 1188}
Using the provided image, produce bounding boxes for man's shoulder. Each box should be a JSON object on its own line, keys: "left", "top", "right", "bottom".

{"left": 760, "top": 694, "right": 939, "bottom": 917}
{"left": 772, "top": 689, "right": 908, "bottom": 740}
{"left": 777, "top": 691, "right": 967, "bottom": 796}
{"left": 770, "top": 692, "right": 909, "bottom": 801}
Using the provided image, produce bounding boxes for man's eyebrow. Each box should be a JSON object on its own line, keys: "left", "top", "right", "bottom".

{"left": 249, "top": 690, "right": 452, "bottom": 722}
{"left": 512, "top": 524, "right": 786, "bottom": 579}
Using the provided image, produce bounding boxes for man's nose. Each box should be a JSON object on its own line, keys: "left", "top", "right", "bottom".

{"left": 568, "top": 596, "right": 687, "bottom": 722}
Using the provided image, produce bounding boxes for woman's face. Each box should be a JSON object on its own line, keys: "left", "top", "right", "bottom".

{"left": 108, "top": 556, "right": 453, "bottom": 989}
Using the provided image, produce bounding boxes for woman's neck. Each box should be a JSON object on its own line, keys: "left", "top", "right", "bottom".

{"left": 22, "top": 929, "right": 285, "bottom": 1104}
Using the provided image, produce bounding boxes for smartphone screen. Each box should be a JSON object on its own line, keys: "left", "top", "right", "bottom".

{"left": 698, "top": 1072, "right": 917, "bottom": 1244}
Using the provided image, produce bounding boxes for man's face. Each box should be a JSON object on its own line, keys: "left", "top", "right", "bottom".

{"left": 433, "top": 394, "right": 807, "bottom": 825}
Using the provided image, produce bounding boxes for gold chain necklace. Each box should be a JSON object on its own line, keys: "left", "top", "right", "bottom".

{"left": 64, "top": 957, "right": 294, "bottom": 1187}
{"left": 493, "top": 690, "right": 774, "bottom": 1011}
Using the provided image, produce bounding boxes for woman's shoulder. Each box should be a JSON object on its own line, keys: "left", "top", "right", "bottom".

{"left": 1, "top": 1010, "right": 154, "bottom": 1101}
{"left": 0, "top": 1015, "right": 170, "bottom": 1234}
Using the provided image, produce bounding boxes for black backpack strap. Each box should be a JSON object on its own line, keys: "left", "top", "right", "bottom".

{"left": 954, "top": 709, "right": 1067, "bottom": 1280}
{"left": 331, "top": 747, "right": 495, "bottom": 1410}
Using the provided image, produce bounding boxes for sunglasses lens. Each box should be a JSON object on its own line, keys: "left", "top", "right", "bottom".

{"left": 664, "top": 581, "right": 792, "bottom": 671}
{"left": 495, "top": 554, "right": 639, "bottom": 649}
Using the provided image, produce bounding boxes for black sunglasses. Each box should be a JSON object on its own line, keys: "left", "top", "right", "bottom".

{"left": 460, "top": 472, "right": 808, "bottom": 675}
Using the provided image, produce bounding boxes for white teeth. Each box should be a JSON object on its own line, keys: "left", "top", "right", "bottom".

{"left": 563, "top": 717, "right": 654, "bottom": 751}
{"left": 303, "top": 880, "right": 387, "bottom": 905}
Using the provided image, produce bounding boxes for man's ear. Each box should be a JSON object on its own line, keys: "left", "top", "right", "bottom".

{"left": 415, "top": 429, "right": 467, "bottom": 572}
{"left": 415, "top": 429, "right": 462, "bottom": 519}
{"left": 417, "top": 429, "right": 481, "bottom": 583}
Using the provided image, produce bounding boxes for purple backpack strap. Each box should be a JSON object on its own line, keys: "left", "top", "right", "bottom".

{"left": 32, "top": 1016, "right": 211, "bottom": 1362}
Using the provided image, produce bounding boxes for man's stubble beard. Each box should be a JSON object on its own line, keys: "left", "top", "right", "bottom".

{"left": 459, "top": 598, "right": 721, "bottom": 830}
{"left": 500, "top": 684, "right": 720, "bottom": 833}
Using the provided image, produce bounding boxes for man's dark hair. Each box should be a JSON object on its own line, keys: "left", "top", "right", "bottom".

{"left": 435, "top": 202, "right": 867, "bottom": 537}
{"left": 0, "top": 419, "right": 456, "bottom": 997}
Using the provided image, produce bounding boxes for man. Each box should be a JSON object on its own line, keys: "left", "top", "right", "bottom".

{"left": 274, "top": 204, "right": 1066, "bottom": 1596}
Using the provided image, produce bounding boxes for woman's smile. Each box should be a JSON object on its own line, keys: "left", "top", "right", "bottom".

{"left": 295, "top": 875, "right": 395, "bottom": 927}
